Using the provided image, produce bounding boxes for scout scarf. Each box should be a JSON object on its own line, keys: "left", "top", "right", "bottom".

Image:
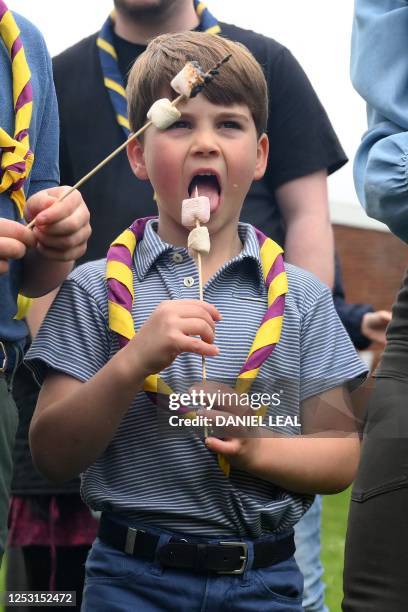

{"left": 97, "top": 1, "right": 221, "bottom": 138}
{"left": 0, "top": 0, "right": 33, "bottom": 218}
{"left": 106, "top": 218, "right": 288, "bottom": 476}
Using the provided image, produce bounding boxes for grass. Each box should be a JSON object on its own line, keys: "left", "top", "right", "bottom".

{"left": 0, "top": 556, "right": 5, "bottom": 612}
{"left": 321, "top": 488, "right": 351, "bottom": 611}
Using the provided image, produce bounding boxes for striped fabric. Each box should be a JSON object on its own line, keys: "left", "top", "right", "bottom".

{"left": 0, "top": 0, "right": 33, "bottom": 218}
{"left": 106, "top": 218, "right": 288, "bottom": 476}
{"left": 26, "top": 220, "right": 368, "bottom": 537}
{"left": 97, "top": 2, "right": 221, "bottom": 137}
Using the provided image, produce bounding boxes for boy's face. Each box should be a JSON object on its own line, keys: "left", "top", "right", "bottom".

{"left": 128, "top": 95, "right": 268, "bottom": 237}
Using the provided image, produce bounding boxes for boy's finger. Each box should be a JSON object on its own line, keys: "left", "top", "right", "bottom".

{"left": 205, "top": 436, "right": 240, "bottom": 456}
{"left": 199, "top": 301, "right": 222, "bottom": 321}
{"left": 33, "top": 216, "right": 91, "bottom": 245}
{"left": 177, "top": 300, "right": 221, "bottom": 321}
{"left": 179, "top": 304, "right": 216, "bottom": 324}
{"left": 32, "top": 189, "right": 84, "bottom": 226}
{"left": 171, "top": 300, "right": 222, "bottom": 322}
{"left": 181, "top": 319, "right": 215, "bottom": 344}
{"left": 0, "top": 219, "right": 36, "bottom": 248}
{"left": 179, "top": 335, "right": 219, "bottom": 358}
{"left": 25, "top": 192, "right": 57, "bottom": 222}
{"left": 197, "top": 408, "right": 253, "bottom": 439}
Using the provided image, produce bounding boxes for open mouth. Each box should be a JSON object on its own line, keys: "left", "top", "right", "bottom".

{"left": 188, "top": 173, "right": 221, "bottom": 213}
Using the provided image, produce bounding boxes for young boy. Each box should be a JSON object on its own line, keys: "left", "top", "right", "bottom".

{"left": 27, "top": 32, "right": 366, "bottom": 611}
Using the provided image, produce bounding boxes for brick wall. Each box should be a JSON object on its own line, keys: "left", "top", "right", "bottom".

{"left": 334, "top": 225, "right": 407, "bottom": 311}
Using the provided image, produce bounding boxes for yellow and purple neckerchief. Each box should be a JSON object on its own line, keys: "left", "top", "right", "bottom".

{"left": 97, "top": 1, "right": 221, "bottom": 138}
{"left": 0, "top": 0, "right": 34, "bottom": 218}
{"left": 106, "top": 217, "right": 288, "bottom": 476}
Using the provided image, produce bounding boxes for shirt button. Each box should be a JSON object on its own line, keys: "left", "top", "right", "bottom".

{"left": 183, "top": 276, "right": 195, "bottom": 288}
{"left": 172, "top": 252, "right": 183, "bottom": 263}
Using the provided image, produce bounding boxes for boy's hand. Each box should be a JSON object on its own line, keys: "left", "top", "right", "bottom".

{"left": 25, "top": 186, "right": 91, "bottom": 261}
{"left": 127, "top": 300, "right": 221, "bottom": 376}
{"left": 0, "top": 218, "right": 36, "bottom": 274}
{"left": 193, "top": 381, "right": 262, "bottom": 471}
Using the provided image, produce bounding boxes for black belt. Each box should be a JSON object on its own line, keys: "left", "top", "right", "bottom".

{"left": 98, "top": 514, "right": 295, "bottom": 575}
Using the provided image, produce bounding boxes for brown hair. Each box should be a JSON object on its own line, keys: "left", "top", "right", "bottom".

{"left": 127, "top": 31, "right": 268, "bottom": 135}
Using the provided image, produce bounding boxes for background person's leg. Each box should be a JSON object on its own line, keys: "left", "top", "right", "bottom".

{"left": 295, "top": 496, "right": 328, "bottom": 612}
{"left": 0, "top": 376, "right": 18, "bottom": 565}
{"left": 23, "top": 545, "right": 87, "bottom": 611}
{"left": 342, "top": 378, "right": 408, "bottom": 612}
{"left": 343, "top": 268, "right": 408, "bottom": 611}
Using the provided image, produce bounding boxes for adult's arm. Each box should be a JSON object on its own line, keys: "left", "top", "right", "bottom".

{"left": 21, "top": 34, "right": 90, "bottom": 295}
{"left": 264, "top": 45, "right": 346, "bottom": 286}
{"left": 352, "top": 0, "right": 408, "bottom": 242}
{"left": 276, "top": 170, "right": 334, "bottom": 287}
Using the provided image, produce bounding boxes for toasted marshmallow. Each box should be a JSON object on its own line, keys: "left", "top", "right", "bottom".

{"left": 170, "top": 61, "right": 205, "bottom": 98}
{"left": 146, "top": 98, "right": 181, "bottom": 130}
{"left": 181, "top": 196, "right": 210, "bottom": 228}
{"left": 188, "top": 226, "right": 211, "bottom": 258}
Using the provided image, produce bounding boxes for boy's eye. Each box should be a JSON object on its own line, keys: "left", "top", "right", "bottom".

{"left": 220, "top": 120, "right": 242, "bottom": 129}
{"left": 167, "top": 120, "right": 191, "bottom": 130}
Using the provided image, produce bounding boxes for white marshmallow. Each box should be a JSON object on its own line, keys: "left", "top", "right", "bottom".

{"left": 181, "top": 196, "right": 210, "bottom": 228}
{"left": 188, "top": 226, "right": 211, "bottom": 258}
{"left": 146, "top": 98, "right": 181, "bottom": 130}
{"left": 170, "top": 62, "right": 205, "bottom": 98}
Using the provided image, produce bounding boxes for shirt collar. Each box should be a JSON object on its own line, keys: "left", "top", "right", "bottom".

{"left": 134, "top": 219, "right": 265, "bottom": 287}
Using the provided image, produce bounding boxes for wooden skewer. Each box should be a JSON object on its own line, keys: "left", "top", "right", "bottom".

{"left": 193, "top": 186, "right": 209, "bottom": 437}
{"left": 26, "top": 93, "right": 185, "bottom": 230}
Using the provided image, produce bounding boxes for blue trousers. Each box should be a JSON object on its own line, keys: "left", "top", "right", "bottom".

{"left": 294, "top": 496, "right": 328, "bottom": 612}
{"left": 82, "top": 528, "right": 303, "bottom": 611}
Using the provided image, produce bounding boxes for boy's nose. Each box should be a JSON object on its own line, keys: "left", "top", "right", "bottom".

{"left": 190, "top": 130, "right": 220, "bottom": 156}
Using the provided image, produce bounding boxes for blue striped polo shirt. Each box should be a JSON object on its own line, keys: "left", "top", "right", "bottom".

{"left": 27, "top": 220, "right": 367, "bottom": 538}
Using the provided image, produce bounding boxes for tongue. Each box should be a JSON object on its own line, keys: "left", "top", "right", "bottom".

{"left": 190, "top": 176, "right": 220, "bottom": 212}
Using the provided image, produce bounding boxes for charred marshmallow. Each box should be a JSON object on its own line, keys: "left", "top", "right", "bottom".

{"left": 181, "top": 196, "right": 210, "bottom": 228}
{"left": 188, "top": 226, "right": 210, "bottom": 258}
{"left": 146, "top": 98, "right": 181, "bottom": 130}
{"left": 170, "top": 61, "right": 205, "bottom": 98}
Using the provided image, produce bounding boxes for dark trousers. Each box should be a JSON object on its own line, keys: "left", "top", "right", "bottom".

{"left": 24, "top": 545, "right": 88, "bottom": 611}
{"left": 343, "top": 268, "right": 408, "bottom": 612}
{"left": 0, "top": 362, "right": 19, "bottom": 563}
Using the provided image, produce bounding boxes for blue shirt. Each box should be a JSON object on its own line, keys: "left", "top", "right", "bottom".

{"left": 0, "top": 12, "right": 59, "bottom": 343}
{"left": 352, "top": 0, "right": 408, "bottom": 243}
{"left": 27, "top": 221, "right": 367, "bottom": 538}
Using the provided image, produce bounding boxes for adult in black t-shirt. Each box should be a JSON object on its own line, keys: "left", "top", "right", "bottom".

{"left": 53, "top": 1, "right": 347, "bottom": 288}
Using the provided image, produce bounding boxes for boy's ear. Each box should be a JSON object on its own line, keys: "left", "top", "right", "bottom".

{"left": 127, "top": 137, "right": 149, "bottom": 180}
{"left": 253, "top": 133, "right": 269, "bottom": 181}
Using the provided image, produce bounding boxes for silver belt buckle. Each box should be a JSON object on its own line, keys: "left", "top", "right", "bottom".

{"left": 218, "top": 541, "right": 248, "bottom": 575}
{"left": 0, "top": 341, "right": 8, "bottom": 374}
{"left": 124, "top": 527, "right": 138, "bottom": 555}
{"left": 124, "top": 526, "right": 145, "bottom": 555}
